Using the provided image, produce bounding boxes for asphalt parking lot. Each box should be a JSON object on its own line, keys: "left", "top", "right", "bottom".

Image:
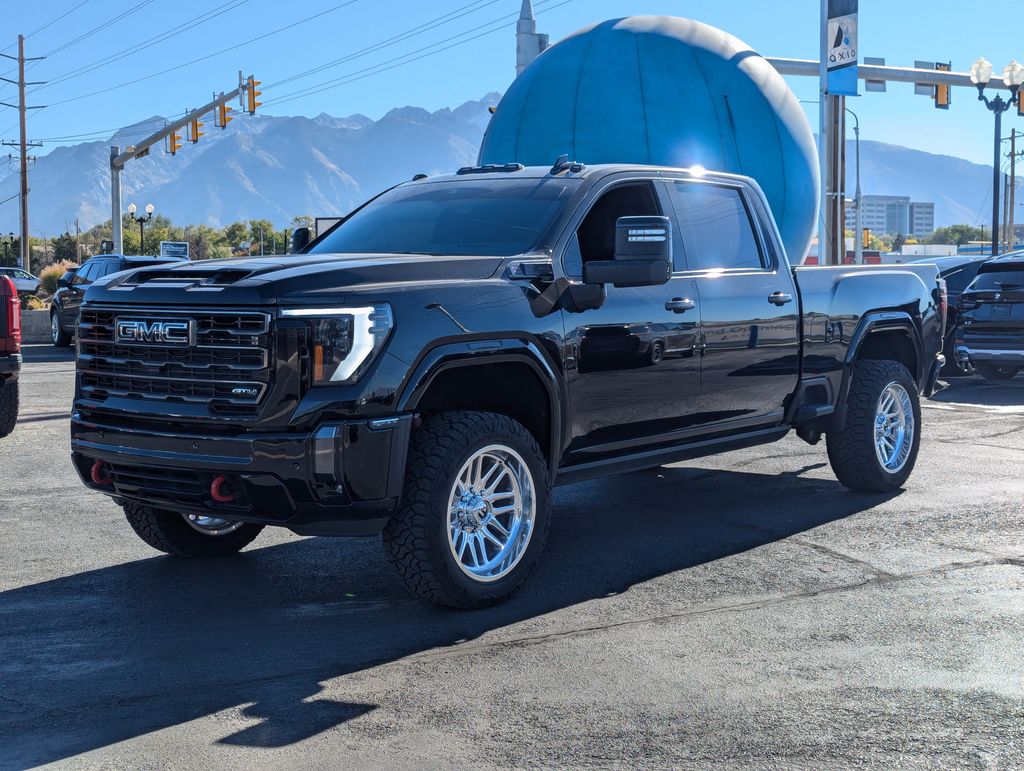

{"left": 1, "top": 345, "right": 1023, "bottom": 769}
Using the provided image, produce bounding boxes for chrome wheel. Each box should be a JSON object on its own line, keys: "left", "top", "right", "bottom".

{"left": 182, "top": 513, "right": 244, "bottom": 536}
{"left": 447, "top": 444, "right": 536, "bottom": 583}
{"left": 874, "top": 382, "right": 915, "bottom": 473}
{"left": 50, "top": 314, "right": 60, "bottom": 343}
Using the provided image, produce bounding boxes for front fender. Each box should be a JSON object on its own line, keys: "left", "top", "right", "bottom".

{"left": 397, "top": 336, "right": 567, "bottom": 477}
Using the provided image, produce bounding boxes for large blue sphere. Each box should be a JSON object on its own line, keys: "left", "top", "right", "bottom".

{"left": 479, "top": 16, "right": 819, "bottom": 261}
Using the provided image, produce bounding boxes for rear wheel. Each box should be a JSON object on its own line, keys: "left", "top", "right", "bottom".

{"left": 122, "top": 502, "right": 263, "bottom": 557}
{"left": 383, "top": 411, "right": 550, "bottom": 609}
{"left": 51, "top": 311, "right": 71, "bottom": 347}
{"left": 0, "top": 377, "right": 18, "bottom": 438}
{"left": 648, "top": 340, "right": 665, "bottom": 365}
{"left": 975, "top": 362, "right": 1019, "bottom": 381}
{"left": 827, "top": 360, "right": 921, "bottom": 493}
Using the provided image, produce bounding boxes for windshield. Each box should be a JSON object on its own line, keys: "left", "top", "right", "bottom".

{"left": 309, "top": 177, "right": 577, "bottom": 257}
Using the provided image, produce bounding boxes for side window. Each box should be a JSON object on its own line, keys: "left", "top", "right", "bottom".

{"left": 567, "top": 181, "right": 662, "bottom": 277}
{"left": 671, "top": 182, "right": 765, "bottom": 271}
{"left": 73, "top": 262, "right": 97, "bottom": 285}
{"left": 15, "top": 269, "right": 32, "bottom": 279}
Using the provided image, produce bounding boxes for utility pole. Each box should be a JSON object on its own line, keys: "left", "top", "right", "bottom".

{"left": 74, "top": 217, "right": 81, "bottom": 261}
{"left": 1010, "top": 130, "right": 1018, "bottom": 251}
{"left": 0, "top": 36, "right": 45, "bottom": 273}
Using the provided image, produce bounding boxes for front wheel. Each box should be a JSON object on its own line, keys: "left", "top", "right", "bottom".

{"left": 123, "top": 502, "right": 264, "bottom": 557}
{"left": 975, "top": 362, "right": 1019, "bottom": 381}
{"left": 51, "top": 311, "right": 72, "bottom": 347}
{"left": 383, "top": 411, "right": 551, "bottom": 609}
{"left": 827, "top": 360, "right": 921, "bottom": 493}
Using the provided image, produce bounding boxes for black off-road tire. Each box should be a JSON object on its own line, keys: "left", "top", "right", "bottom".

{"left": 0, "top": 378, "right": 18, "bottom": 438}
{"left": 51, "top": 310, "right": 72, "bottom": 347}
{"left": 975, "top": 362, "right": 1019, "bottom": 381}
{"left": 123, "top": 502, "right": 264, "bottom": 558}
{"left": 826, "top": 360, "right": 921, "bottom": 493}
{"left": 382, "top": 411, "right": 551, "bottom": 609}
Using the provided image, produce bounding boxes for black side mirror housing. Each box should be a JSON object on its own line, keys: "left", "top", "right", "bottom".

{"left": 582, "top": 216, "right": 672, "bottom": 288}
{"left": 58, "top": 270, "right": 76, "bottom": 289}
{"left": 291, "top": 227, "right": 312, "bottom": 254}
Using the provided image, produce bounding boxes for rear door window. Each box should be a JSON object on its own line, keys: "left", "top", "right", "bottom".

{"left": 669, "top": 182, "right": 765, "bottom": 271}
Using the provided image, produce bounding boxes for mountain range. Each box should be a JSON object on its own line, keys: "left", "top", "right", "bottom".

{"left": 0, "top": 93, "right": 999, "bottom": 235}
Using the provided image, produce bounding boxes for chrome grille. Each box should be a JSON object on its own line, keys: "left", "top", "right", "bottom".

{"left": 77, "top": 307, "right": 272, "bottom": 416}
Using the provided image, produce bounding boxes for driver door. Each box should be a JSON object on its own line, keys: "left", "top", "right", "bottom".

{"left": 561, "top": 178, "right": 702, "bottom": 458}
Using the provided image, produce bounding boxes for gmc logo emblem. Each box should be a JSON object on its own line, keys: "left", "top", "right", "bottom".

{"left": 114, "top": 318, "right": 194, "bottom": 346}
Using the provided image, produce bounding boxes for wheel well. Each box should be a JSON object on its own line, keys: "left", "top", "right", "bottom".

{"left": 856, "top": 328, "right": 919, "bottom": 379}
{"left": 415, "top": 362, "right": 553, "bottom": 460}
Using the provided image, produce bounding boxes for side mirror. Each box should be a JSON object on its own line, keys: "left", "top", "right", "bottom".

{"left": 582, "top": 216, "right": 672, "bottom": 288}
{"left": 58, "top": 271, "right": 76, "bottom": 288}
{"left": 291, "top": 227, "right": 311, "bottom": 254}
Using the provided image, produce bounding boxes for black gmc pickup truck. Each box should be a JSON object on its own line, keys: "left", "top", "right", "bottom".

{"left": 71, "top": 163, "right": 945, "bottom": 608}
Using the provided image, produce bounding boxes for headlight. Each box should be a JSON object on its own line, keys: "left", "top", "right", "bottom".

{"left": 281, "top": 304, "right": 393, "bottom": 385}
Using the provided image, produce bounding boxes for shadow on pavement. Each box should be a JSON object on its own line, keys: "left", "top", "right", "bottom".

{"left": 0, "top": 465, "right": 895, "bottom": 765}
{"left": 19, "top": 344, "right": 76, "bottom": 365}
{"left": 930, "top": 376, "right": 1024, "bottom": 407}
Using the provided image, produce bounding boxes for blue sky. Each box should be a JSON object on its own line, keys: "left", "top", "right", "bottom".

{"left": 0, "top": 0, "right": 1021, "bottom": 166}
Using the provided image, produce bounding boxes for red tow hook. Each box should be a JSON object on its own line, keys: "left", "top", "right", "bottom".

{"left": 90, "top": 460, "right": 113, "bottom": 487}
{"left": 210, "top": 475, "right": 236, "bottom": 503}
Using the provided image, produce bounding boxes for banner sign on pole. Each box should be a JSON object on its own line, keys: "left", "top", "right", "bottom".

{"left": 826, "top": 0, "right": 858, "bottom": 95}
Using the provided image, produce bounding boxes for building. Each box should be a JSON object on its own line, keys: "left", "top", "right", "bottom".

{"left": 516, "top": 0, "right": 549, "bottom": 76}
{"left": 844, "top": 195, "right": 935, "bottom": 238}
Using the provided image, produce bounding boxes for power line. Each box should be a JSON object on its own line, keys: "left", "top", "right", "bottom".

{"left": 0, "top": 0, "right": 91, "bottom": 53}
{"left": 40, "top": 0, "right": 158, "bottom": 59}
{"left": 30, "top": 0, "right": 253, "bottom": 94}
{"left": 265, "top": 0, "right": 576, "bottom": 108}
{"left": 46, "top": 0, "right": 364, "bottom": 108}
{"left": 267, "top": 0, "right": 500, "bottom": 92}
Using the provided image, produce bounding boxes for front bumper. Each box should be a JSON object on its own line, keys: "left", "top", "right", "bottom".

{"left": 71, "top": 412, "right": 412, "bottom": 536}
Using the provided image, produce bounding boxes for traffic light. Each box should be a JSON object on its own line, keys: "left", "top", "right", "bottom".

{"left": 216, "top": 101, "right": 234, "bottom": 129}
{"left": 246, "top": 75, "right": 262, "bottom": 115}
{"left": 166, "top": 129, "right": 182, "bottom": 155}
{"left": 1018, "top": 92, "right": 1024, "bottom": 117}
{"left": 934, "top": 62, "right": 951, "bottom": 109}
{"left": 188, "top": 116, "right": 204, "bottom": 143}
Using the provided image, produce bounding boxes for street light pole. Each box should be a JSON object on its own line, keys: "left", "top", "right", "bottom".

{"left": 846, "top": 107, "right": 863, "bottom": 264}
{"left": 971, "top": 58, "right": 1024, "bottom": 256}
{"left": 127, "top": 203, "right": 155, "bottom": 255}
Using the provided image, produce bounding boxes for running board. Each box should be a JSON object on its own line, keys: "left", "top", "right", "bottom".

{"left": 555, "top": 426, "right": 790, "bottom": 487}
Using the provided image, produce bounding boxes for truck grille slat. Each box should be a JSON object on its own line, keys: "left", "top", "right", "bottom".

{"left": 78, "top": 308, "right": 272, "bottom": 417}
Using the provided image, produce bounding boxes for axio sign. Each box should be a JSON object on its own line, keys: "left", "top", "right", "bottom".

{"left": 827, "top": 0, "right": 858, "bottom": 96}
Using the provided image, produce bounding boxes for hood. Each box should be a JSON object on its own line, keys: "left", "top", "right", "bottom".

{"left": 86, "top": 252, "right": 506, "bottom": 306}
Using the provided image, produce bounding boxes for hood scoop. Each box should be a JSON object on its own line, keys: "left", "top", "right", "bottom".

{"left": 118, "top": 267, "right": 256, "bottom": 289}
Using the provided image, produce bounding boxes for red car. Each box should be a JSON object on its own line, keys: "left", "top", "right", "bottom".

{"left": 0, "top": 274, "right": 21, "bottom": 437}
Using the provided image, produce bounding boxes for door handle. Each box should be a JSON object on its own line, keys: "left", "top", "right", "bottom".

{"left": 768, "top": 292, "right": 793, "bottom": 306}
{"left": 665, "top": 298, "right": 696, "bottom": 313}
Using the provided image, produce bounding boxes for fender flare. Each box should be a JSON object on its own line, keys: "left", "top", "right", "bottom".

{"left": 397, "top": 337, "right": 567, "bottom": 477}
{"left": 834, "top": 311, "right": 924, "bottom": 425}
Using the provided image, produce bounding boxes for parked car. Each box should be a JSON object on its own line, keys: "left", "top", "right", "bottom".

{"left": 0, "top": 275, "right": 21, "bottom": 438}
{"left": 912, "top": 254, "right": 990, "bottom": 374}
{"left": 0, "top": 266, "right": 41, "bottom": 296}
{"left": 69, "top": 163, "right": 944, "bottom": 608}
{"left": 49, "top": 254, "right": 187, "bottom": 346}
{"left": 956, "top": 251, "right": 1024, "bottom": 380}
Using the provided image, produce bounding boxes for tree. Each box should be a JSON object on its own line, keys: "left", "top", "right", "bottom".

{"left": 291, "top": 215, "right": 314, "bottom": 230}
{"left": 223, "top": 222, "right": 250, "bottom": 253}
{"left": 928, "top": 225, "right": 984, "bottom": 247}
{"left": 52, "top": 232, "right": 78, "bottom": 263}
{"left": 892, "top": 233, "right": 906, "bottom": 252}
